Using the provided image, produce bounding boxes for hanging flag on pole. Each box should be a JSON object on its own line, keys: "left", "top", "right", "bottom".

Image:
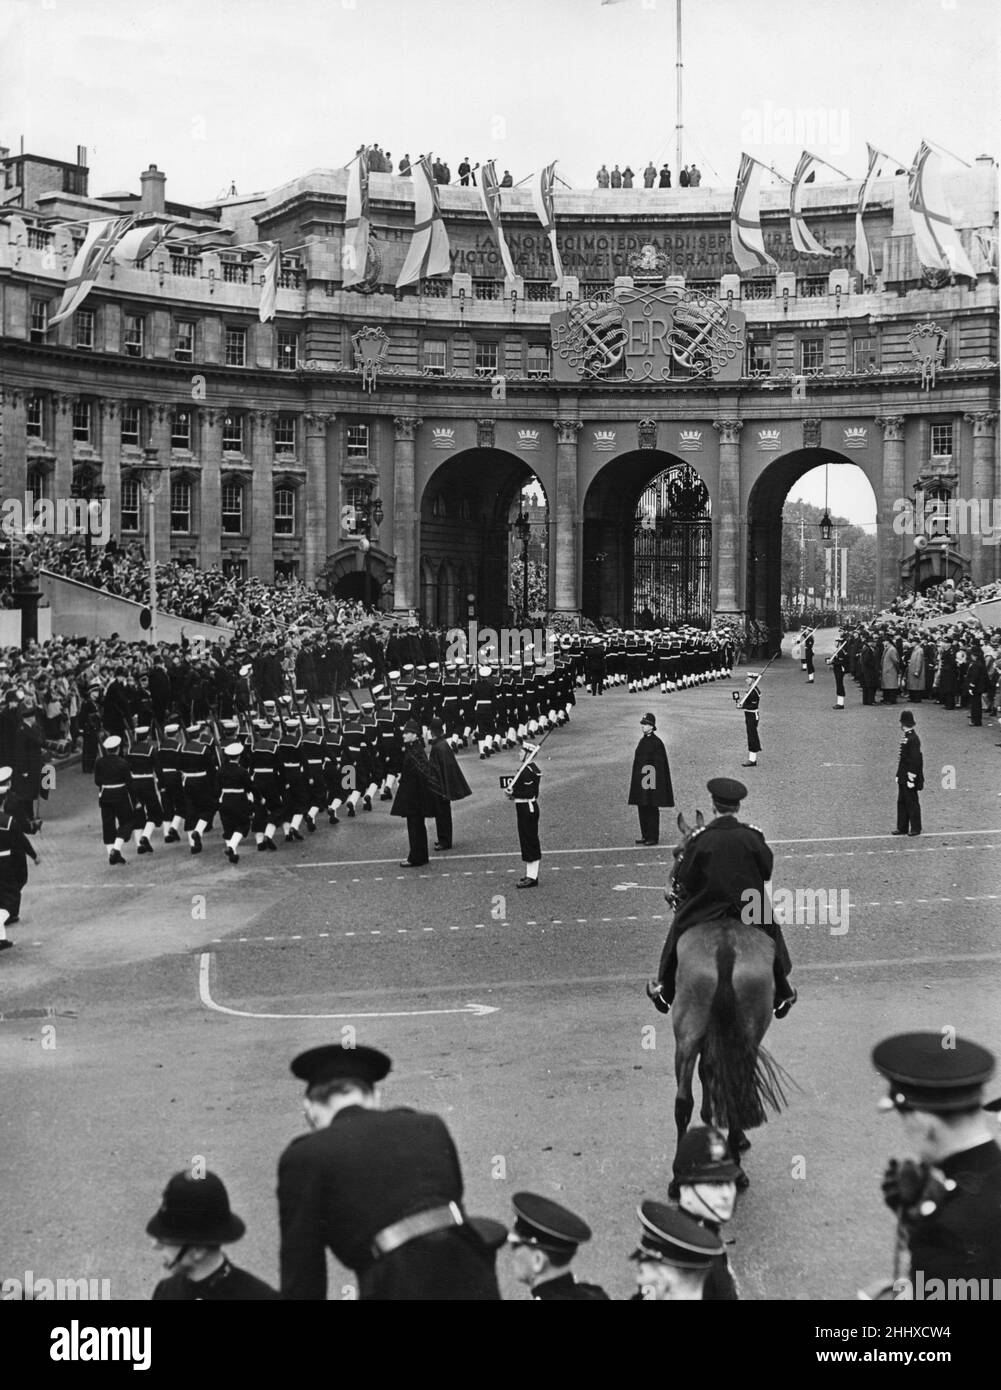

{"left": 854, "top": 143, "right": 888, "bottom": 280}
{"left": 730, "top": 154, "right": 777, "bottom": 274}
{"left": 342, "top": 146, "right": 371, "bottom": 287}
{"left": 479, "top": 160, "right": 516, "bottom": 281}
{"left": 789, "top": 152, "right": 831, "bottom": 256}
{"left": 256, "top": 241, "right": 280, "bottom": 322}
{"left": 49, "top": 214, "right": 135, "bottom": 325}
{"left": 396, "top": 156, "right": 452, "bottom": 289}
{"left": 908, "top": 140, "right": 976, "bottom": 279}
{"left": 111, "top": 219, "right": 177, "bottom": 265}
{"left": 531, "top": 161, "right": 564, "bottom": 289}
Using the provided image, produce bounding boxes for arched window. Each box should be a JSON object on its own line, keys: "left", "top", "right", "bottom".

{"left": 221, "top": 479, "right": 245, "bottom": 534}
{"left": 431, "top": 492, "right": 447, "bottom": 520}
{"left": 274, "top": 487, "right": 296, "bottom": 536}
{"left": 170, "top": 478, "right": 192, "bottom": 534}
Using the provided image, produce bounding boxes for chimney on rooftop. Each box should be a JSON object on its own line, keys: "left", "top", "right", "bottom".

{"left": 77, "top": 145, "right": 87, "bottom": 167}
{"left": 140, "top": 163, "right": 166, "bottom": 214}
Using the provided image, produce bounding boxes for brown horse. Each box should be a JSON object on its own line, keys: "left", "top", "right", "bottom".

{"left": 665, "top": 810, "right": 789, "bottom": 1196}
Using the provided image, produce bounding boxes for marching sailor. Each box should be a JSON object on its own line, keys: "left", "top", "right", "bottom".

{"left": 95, "top": 734, "right": 134, "bottom": 866}
{"left": 506, "top": 738, "right": 542, "bottom": 889}
{"left": 736, "top": 672, "right": 762, "bottom": 767}
{"left": 218, "top": 742, "right": 254, "bottom": 865}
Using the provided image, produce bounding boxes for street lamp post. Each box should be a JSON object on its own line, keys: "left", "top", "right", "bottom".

{"left": 514, "top": 509, "right": 531, "bottom": 623}
{"left": 132, "top": 447, "right": 166, "bottom": 645}
{"left": 353, "top": 481, "right": 384, "bottom": 607}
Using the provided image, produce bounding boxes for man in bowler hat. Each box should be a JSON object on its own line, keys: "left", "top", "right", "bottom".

{"left": 892, "top": 709, "right": 923, "bottom": 836}
{"left": 628, "top": 713, "right": 674, "bottom": 845}
{"left": 277, "top": 1042, "right": 500, "bottom": 1300}
{"left": 148, "top": 1169, "right": 278, "bottom": 1300}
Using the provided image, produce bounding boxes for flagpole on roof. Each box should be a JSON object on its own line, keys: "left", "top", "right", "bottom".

{"left": 808, "top": 154, "right": 852, "bottom": 180}
{"left": 923, "top": 138, "right": 973, "bottom": 169}
{"left": 675, "top": 0, "right": 683, "bottom": 174}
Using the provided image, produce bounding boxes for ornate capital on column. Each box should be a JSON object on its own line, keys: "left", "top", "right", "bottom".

{"left": 476, "top": 418, "right": 495, "bottom": 449}
{"left": 253, "top": 409, "right": 275, "bottom": 431}
{"left": 553, "top": 419, "right": 581, "bottom": 446}
{"left": 54, "top": 393, "right": 74, "bottom": 416}
{"left": 802, "top": 418, "right": 822, "bottom": 449}
{"left": 875, "top": 414, "right": 905, "bottom": 442}
{"left": 101, "top": 399, "right": 117, "bottom": 420}
{"left": 393, "top": 415, "right": 422, "bottom": 442}
{"left": 5, "top": 388, "right": 23, "bottom": 409}
{"left": 964, "top": 411, "right": 997, "bottom": 438}
{"left": 194, "top": 407, "right": 217, "bottom": 428}
{"left": 712, "top": 418, "right": 743, "bottom": 445}
{"left": 305, "top": 410, "right": 336, "bottom": 433}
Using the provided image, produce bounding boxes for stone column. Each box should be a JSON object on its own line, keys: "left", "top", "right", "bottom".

{"left": 101, "top": 400, "right": 122, "bottom": 541}
{"left": 2, "top": 388, "right": 27, "bottom": 498}
{"left": 52, "top": 393, "right": 75, "bottom": 502}
{"left": 304, "top": 411, "right": 335, "bottom": 586}
{"left": 148, "top": 406, "right": 173, "bottom": 562}
{"left": 875, "top": 414, "right": 906, "bottom": 608}
{"left": 552, "top": 418, "right": 581, "bottom": 613}
{"left": 392, "top": 414, "right": 422, "bottom": 612}
{"left": 250, "top": 410, "right": 275, "bottom": 583}
{"left": 712, "top": 418, "right": 743, "bottom": 616}
{"left": 198, "top": 408, "right": 223, "bottom": 571}
{"left": 965, "top": 411, "right": 998, "bottom": 586}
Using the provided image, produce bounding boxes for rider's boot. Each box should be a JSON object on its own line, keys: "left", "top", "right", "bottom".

{"left": 646, "top": 959, "right": 676, "bottom": 1014}
{"left": 773, "top": 963, "right": 797, "bottom": 1019}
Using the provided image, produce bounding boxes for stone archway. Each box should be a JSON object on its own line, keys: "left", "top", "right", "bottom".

{"left": 419, "top": 449, "right": 550, "bottom": 630}
{"left": 323, "top": 543, "right": 394, "bottom": 609}
{"left": 745, "top": 449, "right": 878, "bottom": 637}
{"left": 581, "top": 449, "right": 713, "bottom": 626}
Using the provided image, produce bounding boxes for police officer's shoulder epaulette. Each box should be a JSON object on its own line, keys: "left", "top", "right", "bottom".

{"left": 689, "top": 823, "right": 708, "bottom": 840}
{"left": 745, "top": 823, "right": 765, "bottom": 837}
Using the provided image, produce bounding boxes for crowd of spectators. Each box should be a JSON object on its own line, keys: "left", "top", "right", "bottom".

{"left": 363, "top": 145, "right": 510, "bottom": 187}
{"left": 596, "top": 162, "right": 702, "bottom": 190}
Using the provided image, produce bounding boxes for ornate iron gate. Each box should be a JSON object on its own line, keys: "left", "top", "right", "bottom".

{"left": 633, "top": 465, "right": 712, "bottom": 627}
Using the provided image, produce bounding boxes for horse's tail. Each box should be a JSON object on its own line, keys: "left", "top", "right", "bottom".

{"left": 703, "top": 942, "right": 788, "bottom": 1131}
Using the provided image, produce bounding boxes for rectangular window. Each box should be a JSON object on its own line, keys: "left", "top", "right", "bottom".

{"left": 274, "top": 415, "right": 296, "bottom": 453}
{"left": 75, "top": 308, "right": 95, "bottom": 350}
{"left": 748, "top": 339, "right": 772, "bottom": 374}
{"left": 423, "top": 339, "right": 447, "bottom": 375}
{"left": 222, "top": 556, "right": 248, "bottom": 580}
{"left": 170, "top": 480, "right": 191, "bottom": 534}
{"left": 801, "top": 337, "right": 825, "bottom": 372}
{"left": 124, "top": 314, "right": 145, "bottom": 358}
{"left": 174, "top": 320, "right": 195, "bottom": 362}
{"left": 121, "top": 479, "right": 140, "bottom": 533}
{"left": 472, "top": 279, "right": 502, "bottom": 301}
{"left": 26, "top": 397, "right": 44, "bottom": 438}
{"left": 221, "top": 482, "right": 244, "bottom": 534}
{"left": 72, "top": 400, "right": 92, "bottom": 443}
{"left": 30, "top": 298, "right": 49, "bottom": 342}
{"left": 274, "top": 488, "right": 296, "bottom": 536}
{"left": 797, "top": 276, "right": 828, "bottom": 298}
{"left": 225, "top": 327, "right": 247, "bottom": 366}
{"left": 120, "top": 405, "right": 141, "bottom": 446}
{"left": 526, "top": 345, "right": 550, "bottom": 379}
{"left": 346, "top": 424, "right": 369, "bottom": 459}
{"left": 473, "top": 340, "right": 498, "bottom": 377}
{"left": 277, "top": 331, "right": 298, "bottom": 370}
{"left": 171, "top": 410, "right": 192, "bottom": 450}
{"left": 853, "top": 336, "right": 878, "bottom": 372}
{"left": 741, "top": 280, "right": 774, "bottom": 301}
{"left": 222, "top": 414, "right": 244, "bottom": 452}
{"left": 931, "top": 423, "right": 954, "bottom": 457}
{"left": 420, "top": 279, "right": 448, "bottom": 298}
{"left": 524, "top": 281, "right": 554, "bottom": 303}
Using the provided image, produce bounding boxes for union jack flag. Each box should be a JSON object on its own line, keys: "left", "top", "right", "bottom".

{"left": 531, "top": 161, "right": 564, "bottom": 288}
{"left": 478, "top": 161, "right": 516, "bottom": 281}
{"left": 50, "top": 215, "right": 135, "bottom": 325}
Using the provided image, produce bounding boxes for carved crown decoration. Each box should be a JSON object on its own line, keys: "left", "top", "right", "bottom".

{"left": 908, "top": 322, "right": 948, "bottom": 391}
{"left": 351, "top": 326, "right": 391, "bottom": 393}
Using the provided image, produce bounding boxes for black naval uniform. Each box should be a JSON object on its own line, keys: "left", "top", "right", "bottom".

{"left": 903, "top": 1142, "right": 1001, "bottom": 1284}
{"left": 218, "top": 759, "right": 254, "bottom": 840}
{"left": 740, "top": 683, "right": 761, "bottom": 754}
{"left": 0, "top": 805, "right": 39, "bottom": 922}
{"left": 94, "top": 751, "right": 134, "bottom": 846}
{"left": 509, "top": 759, "right": 542, "bottom": 865}
{"left": 153, "top": 1258, "right": 279, "bottom": 1301}
{"left": 895, "top": 725, "right": 923, "bottom": 835}
{"left": 278, "top": 1105, "right": 501, "bottom": 1301}
{"left": 802, "top": 633, "right": 815, "bottom": 680}
{"left": 127, "top": 736, "right": 164, "bottom": 833}
{"left": 831, "top": 650, "right": 847, "bottom": 705}
{"left": 531, "top": 1272, "right": 609, "bottom": 1301}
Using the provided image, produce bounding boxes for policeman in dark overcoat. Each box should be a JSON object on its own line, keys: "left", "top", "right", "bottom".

{"left": 893, "top": 709, "right": 923, "bottom": 836}
{"left": 148, "top": 1170, "right": 278, "bottom": 1301}
{"left": 428, "top": 716, "right": 471, "bottom": 851}
{"left": 628, "top": 712, "right": 675, "bottom": 845}
{"left": 390, "top": 720, "right": 445, "bottom": 867}
{"left": 277, "top": 1043, "right": 500, "bottom": 1301}
{"left": 0, "top": 765, "right": 40, "bottom": 950}
{"left": 872, "top": 1033, "right": 1001, "bottom": 1290}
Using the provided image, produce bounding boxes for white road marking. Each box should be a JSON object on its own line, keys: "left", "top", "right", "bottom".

{"left": 299, "top": 828, "right": 1001, "bottom": 870}
{"left": 197, "top": 955, "right": 501, "bottom": 1021}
